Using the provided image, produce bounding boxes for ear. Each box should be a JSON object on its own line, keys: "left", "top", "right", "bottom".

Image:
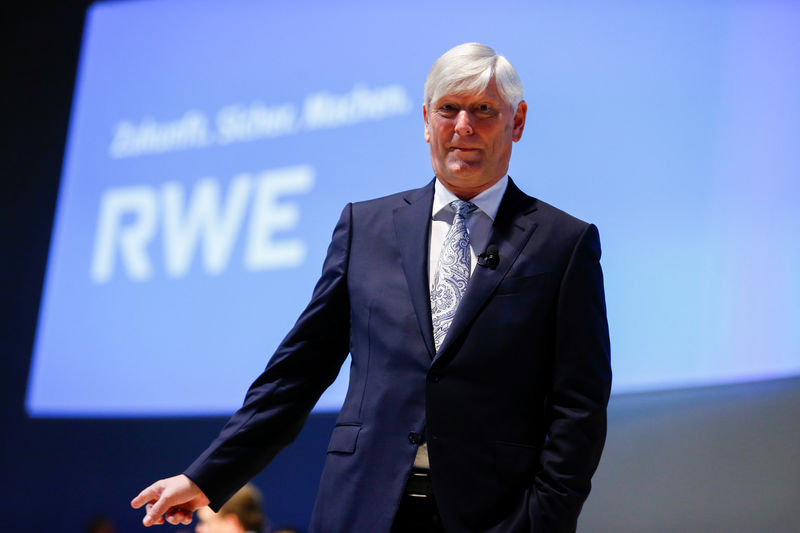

{"left": 423, "top": 104, "right": 431, "bottom": 143}
{"left": 511, "top": 100, "right": 527, "bottom": 142}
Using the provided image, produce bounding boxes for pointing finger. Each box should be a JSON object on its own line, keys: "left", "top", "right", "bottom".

{"left": 131, "top": 484, "right": 160, "bottom": 509}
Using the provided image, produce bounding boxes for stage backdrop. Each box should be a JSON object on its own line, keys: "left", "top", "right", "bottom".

{"left": 28, "top": 0, "right": 800, "bottom": 416}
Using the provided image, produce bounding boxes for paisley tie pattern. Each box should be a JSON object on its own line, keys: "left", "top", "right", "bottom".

{"left": 431, "top": 200, "right": 477, "bottom": 352}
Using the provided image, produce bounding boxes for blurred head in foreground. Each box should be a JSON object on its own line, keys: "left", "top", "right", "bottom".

{"left": 195, "top": 483, "right": 265, "bottom": 533}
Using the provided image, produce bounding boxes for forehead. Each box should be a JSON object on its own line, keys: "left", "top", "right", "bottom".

{"left": 432, "top": 79, "right": 506, "bottom": 105}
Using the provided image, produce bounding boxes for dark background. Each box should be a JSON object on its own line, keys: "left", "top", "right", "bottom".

{"left": 3, "top": 3, "right": 798, "bottom": 533}
{"left": 2, "top": 3, "right": 330, "bottom": 531}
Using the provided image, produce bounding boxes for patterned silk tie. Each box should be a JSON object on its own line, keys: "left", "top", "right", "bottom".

{"left": 431, "top": 200, "right": 477, "bottom": 352}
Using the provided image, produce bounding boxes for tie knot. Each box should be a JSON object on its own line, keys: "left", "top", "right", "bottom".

{"left": 450, "top": 200, "right": 477, "bottom": 218}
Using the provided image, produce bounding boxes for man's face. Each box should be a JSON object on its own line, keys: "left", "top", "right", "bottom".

{"left": 424, "top": 78, "right": 526, "bottom": 199}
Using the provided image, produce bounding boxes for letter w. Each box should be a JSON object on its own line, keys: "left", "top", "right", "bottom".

{"left": 161, "top": 176, "right": 251, "bottom": 278}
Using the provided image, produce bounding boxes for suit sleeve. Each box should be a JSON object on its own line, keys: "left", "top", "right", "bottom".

{"left": 530, "top": 223, "right": 612, "bottom": 532}
{"left": 183, "top": 203, "right": 353, "bottom": 510}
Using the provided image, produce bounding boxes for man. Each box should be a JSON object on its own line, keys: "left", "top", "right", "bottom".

{"left": 195, "top": 484, "right": 266, "bottom": 533}
{"left": 132, "top": 42, "right": 611, "bottom": 532}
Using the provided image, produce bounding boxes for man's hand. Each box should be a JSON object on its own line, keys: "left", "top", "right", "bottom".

{"left": 131, "top": 474, "right": 210, "bottom": 527}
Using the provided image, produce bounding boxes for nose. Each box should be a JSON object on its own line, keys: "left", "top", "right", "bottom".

{"left": 454, "top": 110, "right": 474, "bottom": 135}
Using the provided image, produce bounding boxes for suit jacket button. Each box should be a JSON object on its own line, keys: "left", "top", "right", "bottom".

{"left": 430, "top": 373, "right": 441, "bottom": 382}
{"left": 408, "top": 432, "right": 420, "bottom": 444}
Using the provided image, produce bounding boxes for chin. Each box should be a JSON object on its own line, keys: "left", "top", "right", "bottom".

{"left": 446, "top": 161, "right": 484, "bottom": 178}
{"left": 450, "top": 174, "right": 486, "bottom": 189}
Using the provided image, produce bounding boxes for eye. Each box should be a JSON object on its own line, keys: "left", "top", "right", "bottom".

{"left": 437, "top": 104, "right": 458, "bottom": 117}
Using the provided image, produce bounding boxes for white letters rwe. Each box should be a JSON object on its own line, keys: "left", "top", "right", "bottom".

{"left": 90, "top": 165, "right": 314, "bottom": 283}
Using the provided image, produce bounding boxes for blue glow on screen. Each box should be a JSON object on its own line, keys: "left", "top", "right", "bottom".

{"left": 27, "top": 0, "right": 800, "bottom": 416}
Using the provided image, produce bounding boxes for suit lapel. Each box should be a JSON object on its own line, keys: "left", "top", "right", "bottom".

{"left": 394, "top": 180, "right": 437, "bottom": 358}
{"left": 433, "top": 178, "right": 539, "bottom": 362}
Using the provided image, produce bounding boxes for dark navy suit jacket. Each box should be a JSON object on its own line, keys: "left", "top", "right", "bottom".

{"left": 184, "top": 178, "right": 611, "bottom": 532}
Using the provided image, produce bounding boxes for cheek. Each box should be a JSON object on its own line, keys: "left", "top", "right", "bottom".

{"left": 432, "top": 122, "right": 452, "bottom": 143}
{"left": 432, "top": 132, "right": 447, "bottom": 151}
{"left": 489, "top": 129, "right": 512, "bottom": 152}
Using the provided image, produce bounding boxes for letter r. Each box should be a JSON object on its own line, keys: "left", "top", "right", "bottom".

{"left": 90, "top": 186, "right": 157, "bottom": 283}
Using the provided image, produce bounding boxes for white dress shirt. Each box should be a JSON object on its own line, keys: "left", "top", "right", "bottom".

{"left": 414, "top": 175, "right": 509, "bottom": 469}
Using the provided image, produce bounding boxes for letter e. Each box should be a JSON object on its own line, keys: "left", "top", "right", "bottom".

{"left": 244, "top": 166, "right": 314, "bottom": 270}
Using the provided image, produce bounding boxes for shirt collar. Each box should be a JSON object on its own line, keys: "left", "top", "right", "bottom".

{"left": 432, "top": 175, "right": 508, "bottom": 222}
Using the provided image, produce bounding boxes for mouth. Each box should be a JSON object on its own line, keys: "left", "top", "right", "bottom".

{"left": 450, "top": 146, "right": 479, "bottom": 152}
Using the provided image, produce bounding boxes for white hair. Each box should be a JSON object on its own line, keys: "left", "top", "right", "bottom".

{"left": 424, "top": 42, "right": 524, "bottom": 110}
